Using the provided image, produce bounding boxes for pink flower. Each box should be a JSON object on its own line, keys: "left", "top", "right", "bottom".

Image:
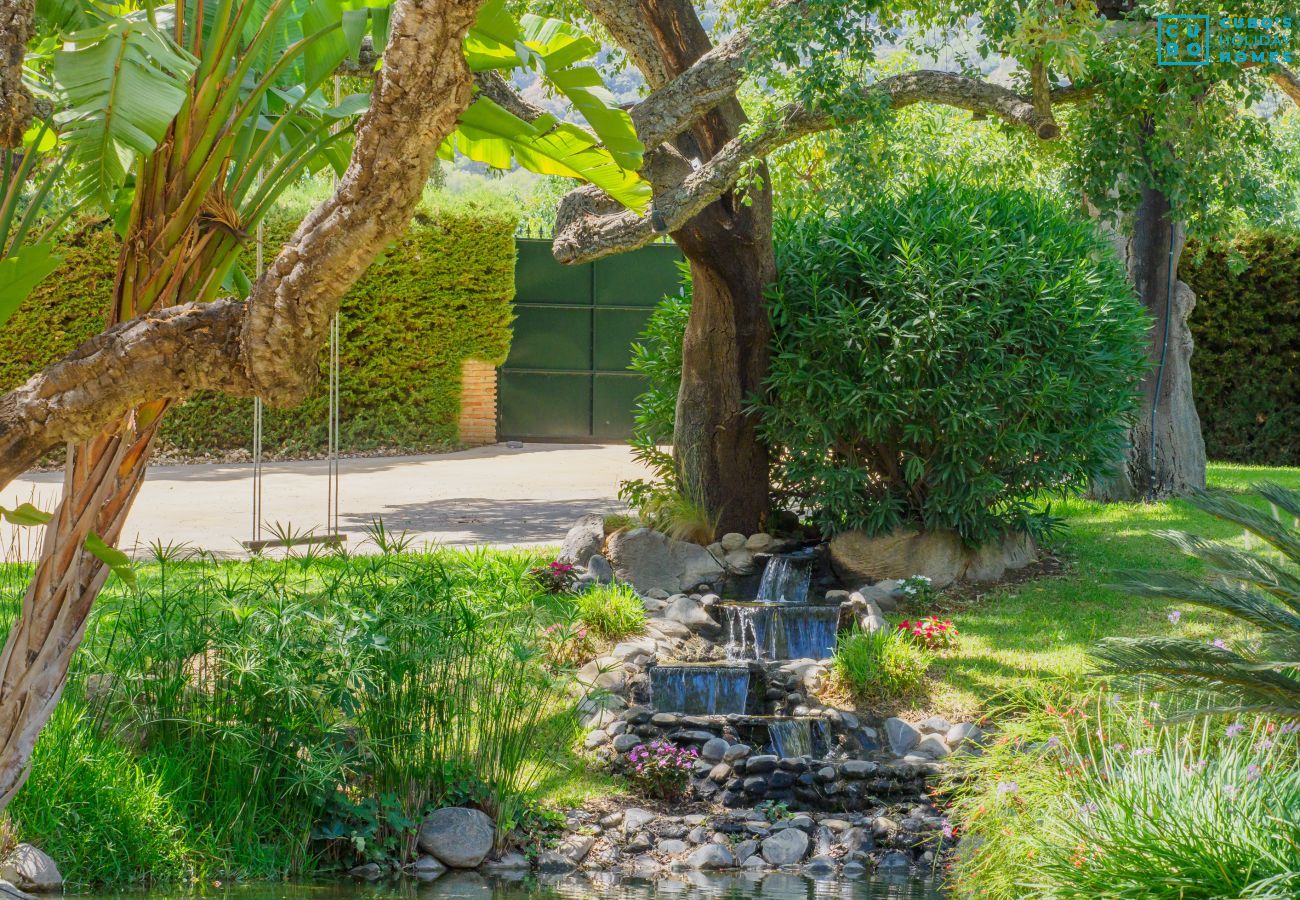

{"left": 1133, "top": 747, "right": 1155, "bottom": 756}
{"left": 1213, "top": 639, "right": 1229, "bottom": 651}
{"left": 1167, "top": 610, "right": 1182, "bottom": 625}
{"left": 996, "top": 781, "right": 1019, "bottom": 795}
{"left": 1226, "top": 723, "right": 1246, "bottom": 738}
{"left": 1246, "top": 764, "right": 1262, "bottom": 781}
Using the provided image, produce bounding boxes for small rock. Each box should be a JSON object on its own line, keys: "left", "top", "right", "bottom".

{"left": 626, "top": 832, "right": 654, "bottom": 853}
{"left": 583, "top": 730, "right": 609, "bottom": 749}
{"left": 612, "top": 733, "right": 641, "bottom": 753}
{"left": 686, "top": 844, "right": 735, "bottom": 870}
{"left": 723, "top": 743, "right": 752, "bottom": 762}
{"left": 623, "top": 807, "right": 657, "bottom": 835}
{"left": 663, "top": 595, "right": 721, "bottom": 636}
{"left": 746, "top": 533, "right": 775, "bottom": 552}
{"left": 919, "top": 715, "right": 952, "bottom": 735}
{"left": 884, "top": 717, "right": 920, "bottom": 756}
{"left": 720, "top": 532, "right": 747, "bottom": 551}
{"left": 733, "top": 839, "right": 759, "bottom": 863}
{"left": 804, "top": 854, "right": 837, "bottom": 876}
{"left": 724, "top": 548, "right": 755, "bottom": 574}
{"left": 657, "top": 839, "right": 689, "bottom": 855}
{"left": 347, "top": 862, "right": 382, "bottom": 880}
{"left": 745, "top": 754, "right": 778, "bottom": 773}
{"left": 478, "top": 852, "right": 526, "bottom": 874}
{"left": 761, "top": 828, "right": 810, "bottom": 866}
{"left": 0, "top": 847, "right": 60, "bottom": 894}
{"left": 741, "top": 854, "right": 767, "bottom": 869}
{"left": 947, "top": 722, "right": 987, "bottom": 747}
{"left": 878, "top": 850, "right": 912, "bottom": 872}
{"left": 417, "top": 808, "right": 495, "bottom": 869}
{"left": 841, "top": 760, "right": 875, "bottom": 778}
{"left": 914, "top": 734, "right": 951, "bottom": 759}
{"left": 559, "top": 513, "right": 606, "bottom": 565}
{"left": 586, "top": 553, "right": 615, "bottom": 584}
{"left": 701, "top": 737, "right": 730, "bottom": 761}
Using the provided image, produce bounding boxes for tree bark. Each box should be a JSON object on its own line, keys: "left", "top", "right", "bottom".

{"left": 0, "top": 0, "right": 485, "bottom": 812}
{"left": 0, "top": 0, "right": 34, "bottom": 148}
{"left": 611, "top": 0, "right": 776, "bottom": 535}
{"left": 1091, "top": 186, "right": 1207, "bottom": 501}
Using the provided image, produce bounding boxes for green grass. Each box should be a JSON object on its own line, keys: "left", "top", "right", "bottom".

{"left": 831, "top": 626, "right": 933, "bottom": 702}
{"left": 572, "top": 582, "right": 647, "bottom": 641}
{"left": 919, "top": 463, "right": 1300, "bottom": 719}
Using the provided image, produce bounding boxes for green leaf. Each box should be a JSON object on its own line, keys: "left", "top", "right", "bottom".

{"left": 464, "top": 0, "right": 523, "bottom": 71}
{"left": 0, "top": 503, "right": 53, "bottom": 527}
{"left": 447, "top": 97, "right": 649, "bottom": 212}
{"left": 84, "top": 532, "right": 137, "bottom": 587}
{"left": 0, "top": 243, "right": 63, "bottom": 329}
{"left": 54, "top": 17, "right": 197, "bottom": 202}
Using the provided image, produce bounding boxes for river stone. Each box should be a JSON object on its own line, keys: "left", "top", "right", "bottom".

{"left": 745, "top": 532, "right": 775, "bottom": 552}
{"left": 607, "top": 527, "right": 726, "bottom": 595}
{"left": 761, "top": 828, "right": 810, "bottom": 866}
{"left": 687, "top": 844, "right": 735, "bottom": 869}
{"left": 657, "top": 839, "right": 689, "bottom": 855}
{"left": 885, "top": 718, "right": 920, "bottom": 756}
{"left": 914, "top": 734, "right": 951, "bottom": 759}
{"left": 720, "top": 532, "right": 747, "bottom": 551}
{"left": 804, "top": 854, "right": 838, "bottom": 876}
{"left": 577, "top": 657, "right": 625, "bottom": 693}
{"left": 919, "top": 716, "right": 952, "bottom": 734}
{"left": 612, "top": 733, "right": 641, "bottom": 753}
{"left": 947, "top": 722, "right": 986, "bottom": 747}
{"left": 0, "top": 847, "right": 60, "bottom": 893}
{"left": 611, "top": 637, "right": 657, "bottom": 662}
{"left": 878, "top": 851, "right": 912, "bottom": 872}
{"left": 412, "top": 855, "right": 448, "bottom": 879}
{"left": 723, "top": 743, "right": 752, "bottom": 762}
{"left": 724, "top": 548, "right": 755, "bottom": 575}
{"left": 417, "top": 807, "right": 494, "bottom": 868}
{"left": 829, "top": 527, "right": 966, "bottom": 588}
{"left": 560, "top": 514, "right": 606, "bottom": 565}
{"left": 623, "top": 807, "right": 657, "bottom": 835}
{"left": 701, "top": 737, "right": 730, "bottom": 761}
{"left": 479, "top": 852, "right": 527, "bottom": 875}
{"left": 583, "top": 730, "right": 608, "bottom": 749}
{"left": 348, "top": 863, "right": 382, "bottom": 880}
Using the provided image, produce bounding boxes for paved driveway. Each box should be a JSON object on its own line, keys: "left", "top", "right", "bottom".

{"left": 2, "top": 443, "right": 650, "bottom": 559}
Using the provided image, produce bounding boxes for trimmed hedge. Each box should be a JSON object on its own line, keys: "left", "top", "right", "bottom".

{"left": 1183, "top": 231, "right": 1300, "bottom": 467}
{"left": 0, "top": 195, "right": 518, "bottom": 456}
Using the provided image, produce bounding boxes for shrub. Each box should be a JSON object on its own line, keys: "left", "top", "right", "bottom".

{"left": 573, "top": 583, "right": 647, "bottom": 641}
{"left": 1094, "top": 482, "right": 1300, "bottom": 720}
{"left": 624, "top": 740, "right": 697, "bottom": 799}
{"left": 831, "top": 627, "right": 932, "bottom": 701}
{"left": 947, "top": 692, "right": 1300, "bottom": 898}
{"left": 898, "top": 616, "right": 959, "bottom": 651}
{"left": 1183, "top": 231, "right": 1300, "bottom": 466}
{"left": 529, "top": 560, "right": 578, "bottom": 594}
{"left": 759, "top": 178, "right": 1150, "bottom": 543}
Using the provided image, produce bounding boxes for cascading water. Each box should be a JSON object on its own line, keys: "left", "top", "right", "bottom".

{"left": 755, "top": 550, "right": 814, "bottom": 603}
{"left": 767, "top": 717, "right": 835, "bottom": 758}
{"left": 722, "top": 603, "right": 839, "bottom": 661}
{"left": 649, "top": 665, "right": 750, "bottom": 715}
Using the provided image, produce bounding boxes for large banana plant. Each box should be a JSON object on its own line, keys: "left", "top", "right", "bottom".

{"left": 1094, "top": 483, "right": 1300, "bottom": 720}
{"left": 0, "top": 120, "right": 68, "bottom": 328}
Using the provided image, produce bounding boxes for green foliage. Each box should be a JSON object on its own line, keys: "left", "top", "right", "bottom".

{"left": 831, "top": 627, "right": 932, "bottom": 702}
{"left": 1094, "top": 483, "right": 1300, "bottom": 720}
{"left": 759, "top": 178, "right": 1151, "bottom": 543}
{"left": 946, "top": 691, "right": 1300, "bottom": 899}
{"left": 0, "top": 543, "right": 586, "bottom": 885}
{"left": 572, "top": 582, "right": 646, "bottom": 641}
{"left": 0, "top": 195, "right": 517, "bottom": 456}
{"left": 1183, "top": 231, "right": 1300, "bottom": 467}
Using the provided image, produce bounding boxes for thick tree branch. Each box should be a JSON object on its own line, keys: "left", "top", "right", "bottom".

{"left": 556, "top": 69, "right": 1083, "bottom": 264}
{"left": 0, "top": 0, "right": 486, "bottom": 490}
{"left": 0, "top": 0, "right": 34, "bottom": 148}
{"left": 1275, "top": 65, "right": 1300, "bottom": 106}
{"left": 474, "top": 70, "right": 549, "bottom": 121}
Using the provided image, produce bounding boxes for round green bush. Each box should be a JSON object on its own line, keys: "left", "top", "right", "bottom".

{"left": 759, "top": 178, "right": 1151, "bottom": 542}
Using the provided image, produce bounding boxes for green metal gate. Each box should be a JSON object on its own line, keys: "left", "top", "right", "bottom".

{"left": 499, "top": 238, "right": 684, "bottom": 441}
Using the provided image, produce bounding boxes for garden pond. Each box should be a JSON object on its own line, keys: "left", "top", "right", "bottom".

{"left": 81, "top": 873, "right": 945, "bottom": 899}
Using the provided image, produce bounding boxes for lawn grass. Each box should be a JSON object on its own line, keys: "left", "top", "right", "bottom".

{"left": 919, "top": 463, "right": 1300, "bottom": 720}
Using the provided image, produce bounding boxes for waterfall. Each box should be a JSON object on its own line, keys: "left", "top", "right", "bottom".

{"left": 649, "top": 665, "right": 750, "bottom": 715}
{"left": 722, "top": 603, "right": 839, "bottom": 661}
{"left": 755, "top": 551, "right": 813, "bottom": 603}
{"left": 768, "top": 718, "right": 812, "bottom": 757}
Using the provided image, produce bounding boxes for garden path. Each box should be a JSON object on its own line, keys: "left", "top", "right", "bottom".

{"left": 3, "top": 443, "right": 648, "bottom": 559}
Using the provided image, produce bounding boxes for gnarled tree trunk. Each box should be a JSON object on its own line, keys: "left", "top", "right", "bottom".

{"left": 1091, "top": 185, "right": 1206, "bottom": 501}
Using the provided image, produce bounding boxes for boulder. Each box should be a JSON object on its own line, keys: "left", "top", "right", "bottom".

{"left": 586, "top": 553, "right": 615, "bottom": 584}
{"left": 701, "top": 737, "right": 730, "bottom": 761}
{"left": 417, "top": 807, "right": 495, "bottom": 868}
{"left": 607, "top": 528, "right": 725, "bottom": 595}
{"left": 760, "top": 828, "right": 810, "bottom": 866}
{"left": 577, "top": 657, "right": 626, "bottom": 693}
{"left": 919, "top": 716, "right": 952, "bottom": 735}
{"left": 0, "top": 846, "right": 60, "bottom": 894}
{"left": 536, "top": 835, "right": 595, "bottom": 872}
{"left": 884, "top": 718, "right": 920, "bottom": 756}
{"left": 687, "top": 844, "right": 735, "bottom": 869}
{"left": 559, "top": 514, "right": 607, "bottom": 565}
{"left": 914, "top": 734, "right": 951, "bottom": 759}
{"left": 745, "top": 533, "right": 775, "bottom": 552}
{"left": 830, "top": 528, "right": 966, "bottom": 588}
{"left": 724, "top": 548, "right": 755, "bottom": 575}
{"left": 0, "top": 882, "right": 34, "bottom": 900}
{"left": 662, "top": 594, "right": 721, "bottom": 637}
{"left": 610, "top": 637, "right": 657, "bottom": 662}
{"left": 831, "top": 528, "right": 1037, "bottom": 588}
{"left": 720, "top": 532, "right": 747, "bottom": 551}
{"left": 947, "top": 722, "right": 987, "bottom": 748}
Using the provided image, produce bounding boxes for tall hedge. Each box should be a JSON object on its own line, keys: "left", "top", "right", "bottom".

{"left": 1183, "top": 231, "right": 1300, "bottom": 467}
{"left": 0, "top": 195, "right": 518, "bottom": 456}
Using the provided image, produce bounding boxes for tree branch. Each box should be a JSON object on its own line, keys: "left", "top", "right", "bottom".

{"left": 0, "top": 0, "right": 34, "bottom": 148}
{"left": 555, "top": 70, "right": 1083, "bottom": 264}
{"left": 474, "top": 70, "right": 549, "bottom": 121}
{"left": 0, "top": 0, "right": 486, "bottom": 490}
{"left": 1275, "top": 65, "right": 1300, "bottom": 106}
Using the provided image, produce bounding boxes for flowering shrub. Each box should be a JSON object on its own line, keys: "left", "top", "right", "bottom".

{"left": 529, "top": 561, "right": 577, "bottom": 594}
{"left": 898, "top": 616, "right": 959, "bottom": 650}
{"left": 540, "top": 620, "right": 594, "bottom": 667}
{"left": 898, "top": 575, "right": 937, "bottom": 605}
{"left": 624, "top": 740, "right": 698, "bottom": 799}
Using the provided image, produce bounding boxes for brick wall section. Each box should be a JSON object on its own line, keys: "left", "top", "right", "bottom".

{"left": 458, "top": 359, "right": 498, "bottom": 446}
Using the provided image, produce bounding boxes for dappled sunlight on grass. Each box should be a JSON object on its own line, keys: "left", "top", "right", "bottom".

{"left": 920, "top": 464, "right": 1300, "bottom": 719}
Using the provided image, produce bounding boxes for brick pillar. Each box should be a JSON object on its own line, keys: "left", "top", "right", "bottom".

{"left": 458, "top": 359, "right": 498, "bottom": 446}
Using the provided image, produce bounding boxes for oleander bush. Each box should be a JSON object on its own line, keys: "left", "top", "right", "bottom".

{"left": 759, "top": 178, "right": 1151, "bottom": 543}
{"left": 1183, "top": 231, "right": 1300, "bottom": 467}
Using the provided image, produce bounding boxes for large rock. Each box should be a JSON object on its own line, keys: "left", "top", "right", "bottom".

{"left": 586, "top": 553, "right": 615, "bottom": 584}
{"left": 687, "top": 844, "right": 735, "bottom": 869}
{"left": 761, "top": 828, "right": 810, "bottom": 866}
{"left": 830, "top": 528, "right": 1036, "bottom": 588}
{"left": 662, "top": 594, "right": 721, "bottom": 637}
{"left": 417, "top": 807, "right": 495, "bottom": 868}
{"left": 884, "top": 718, "right": 920, "bottom": 756}
{"left": 0, "top": 847, "right": 60, "bottom": 894}
{"left": 607, "top": 527, "right": 725, "bottom": 595}
{"left": 559, "top": 514, "right": 607, "bottom": 565}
